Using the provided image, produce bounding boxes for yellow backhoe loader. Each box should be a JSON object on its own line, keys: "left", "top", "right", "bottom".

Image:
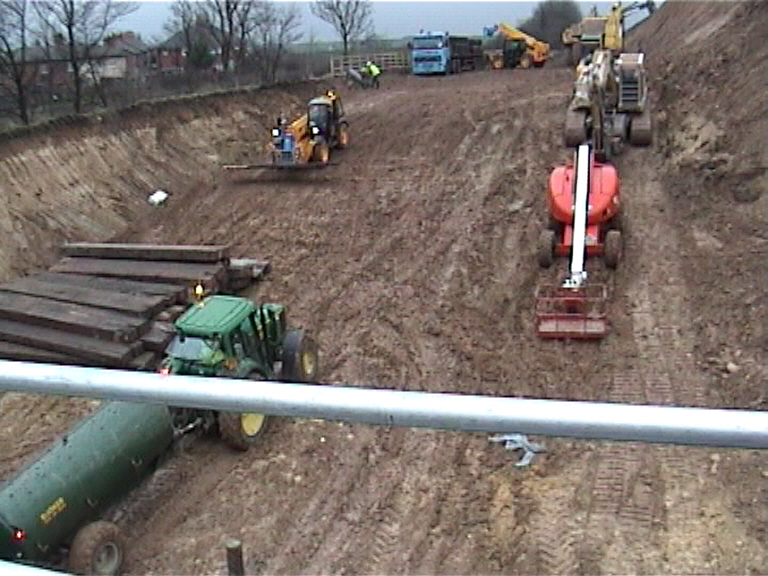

{"left": 223, "top": 90, "right": 349, "bottom": 171}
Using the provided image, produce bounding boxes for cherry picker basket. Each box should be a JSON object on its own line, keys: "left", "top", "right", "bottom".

{"left": 535, "top": 283, "right": 609, "bottom": 339}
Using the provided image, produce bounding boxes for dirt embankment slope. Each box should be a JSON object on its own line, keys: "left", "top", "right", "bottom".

{"left": 0, "top": 84, "right": 318, "bottom": 282}
{"left": 630, "top": 0, "right": 768, "bottom": 409}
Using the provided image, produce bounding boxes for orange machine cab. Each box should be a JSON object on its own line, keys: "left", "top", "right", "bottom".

{"left": 547, "top": 160, "right": 620, "bottom": 256}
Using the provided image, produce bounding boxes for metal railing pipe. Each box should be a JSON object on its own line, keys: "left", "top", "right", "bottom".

{"left": 0, "top": 360, "right": 765, "bottom": 449}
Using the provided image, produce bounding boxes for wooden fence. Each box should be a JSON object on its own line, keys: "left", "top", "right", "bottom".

{"left": 329, "top": 51, "right": 409, "bottom": 77}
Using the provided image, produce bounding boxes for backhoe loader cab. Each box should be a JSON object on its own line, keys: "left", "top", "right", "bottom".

{"left": 267, "top": 91, "right": 349, "bottom": 168}
{"left": 307, "top": 91, "right": 348, "bottom": 149}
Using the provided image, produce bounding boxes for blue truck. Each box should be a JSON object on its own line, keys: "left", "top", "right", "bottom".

{"left": 409, "top": 31, "right": 484, "bottom": 75}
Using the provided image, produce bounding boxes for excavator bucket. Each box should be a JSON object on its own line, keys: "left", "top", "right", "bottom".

{"left": 535, "top": 283, "right": 609, "bottom": 339}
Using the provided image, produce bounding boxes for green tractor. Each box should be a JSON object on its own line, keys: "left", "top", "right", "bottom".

{"left": 160, "top": 294, "right": 319, "bottom": 450}
{"left": 0, "top": 294, "right": 318, "bottom": 575}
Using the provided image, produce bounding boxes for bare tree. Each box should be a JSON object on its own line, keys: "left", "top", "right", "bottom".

{"left": 0, "top": 0, "right": 32, "bottom": 123}
{"left": 252, "top": 2, "right": 301, "bottom": 83}
{"left": 200, "top": 0, "right": 240, "bottom": 73}
{"left": 233, "top": 0, "right": 256, "bottom": 72}
{"left": 35, "top": 0, "right": 137, "bottom": 113}
{"left": 164, "top": 0, "right": 199, "bottom": 56}
{"left": 310, "top": 0, "right": 371, "bottom": 55}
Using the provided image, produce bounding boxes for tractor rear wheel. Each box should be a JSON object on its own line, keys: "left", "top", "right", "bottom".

{"left": 69, "top": 521, "right": 125, "bottom": 576}
{"left": 282, "top": 330, "right": 319, "bottom": 382}
{"left": 538, "top": 229, "right": 556, "bottom": 268}
{"left": 604, "top": 229, "right": 622, "bottom": 269}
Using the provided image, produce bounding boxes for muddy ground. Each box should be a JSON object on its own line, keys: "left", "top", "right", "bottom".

{"left": 0, "top": 1, "right": 766, "bottom": 574}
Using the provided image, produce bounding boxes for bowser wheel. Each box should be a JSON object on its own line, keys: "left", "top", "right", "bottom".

{"left": 68, "top": 520, "right": 125, "bottom": 576}
{"left": 538, "top": 229, "right": 556, "bottom": 268}
{"left": 604, "top": 229, "right": 623, "bottom": 269}
{"left": 281, "top": 330, "right": 319, "bottom": 383}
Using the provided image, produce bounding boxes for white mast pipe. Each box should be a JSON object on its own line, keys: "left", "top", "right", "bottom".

{"left": 569, "top": 143, "right": 591, "bottom": 281}
{"left": 0, "top": 361, "right": 765, "bottom": 449}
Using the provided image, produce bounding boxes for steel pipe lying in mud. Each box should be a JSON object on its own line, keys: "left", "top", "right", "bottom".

{"left": 0, "top": 360, "right": 765, "bottom": 450}
{"left": 0, "top": 560, "right": 64, "bottom": 574}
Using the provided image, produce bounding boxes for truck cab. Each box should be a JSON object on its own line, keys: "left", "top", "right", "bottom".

{"left": 410, "top": 31, "right": 450, "bottom": 75}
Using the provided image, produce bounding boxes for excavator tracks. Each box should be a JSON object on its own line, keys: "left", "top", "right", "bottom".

{"left": 629, "top": 109, "right": 653, "bottom": 146}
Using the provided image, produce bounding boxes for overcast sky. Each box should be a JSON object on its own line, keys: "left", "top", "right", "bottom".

{"left": 120, "top": 1, "right": 568, "bottom": 43}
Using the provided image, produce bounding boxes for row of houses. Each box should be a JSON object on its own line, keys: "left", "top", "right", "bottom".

{"left": 17, "top": 25, "right": 223, "bottom": 96}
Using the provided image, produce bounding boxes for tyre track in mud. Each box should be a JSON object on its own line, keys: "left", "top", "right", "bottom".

{"left": 619, "top": 151, "right": 711, "bottom": 573}
{"left": 571, "top": 149, "right": 712, "bottom": 574}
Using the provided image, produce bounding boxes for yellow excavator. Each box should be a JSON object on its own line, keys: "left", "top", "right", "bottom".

{"left": 223, "top": 89, "right": 349, "bottom": 171}
{"left": 562, "top": 1, "right": 655, "bottom": 65}
{"left": 484, "top": 23, "right": 550, "bottom": 69}
{"left": 564, "top": 49, "right": 652, "bottom": 161}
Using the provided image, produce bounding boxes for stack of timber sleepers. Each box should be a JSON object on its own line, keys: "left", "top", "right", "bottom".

{"left": 0, "top": 243, "right": 270, "bottom": 370}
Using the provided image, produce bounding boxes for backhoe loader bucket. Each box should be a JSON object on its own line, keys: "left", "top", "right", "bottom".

{"left": 535, "top": 283, "right": 608, "bottom": 339}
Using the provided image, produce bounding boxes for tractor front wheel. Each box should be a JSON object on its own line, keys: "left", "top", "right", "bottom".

{"left": 219, "top": 410, "right": 268, "bottom": 452}
{"left": 282, "top": 330, "right": 319, "bottom": 382}
{"left": 68, "top": 521, "right": 125, "bottom": 576}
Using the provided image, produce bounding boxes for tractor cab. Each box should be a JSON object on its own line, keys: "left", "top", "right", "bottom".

{"left": 161, "top": 295, "right": 287, "bottom": 379}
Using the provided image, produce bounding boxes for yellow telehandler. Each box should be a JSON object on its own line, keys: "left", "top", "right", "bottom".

{"left": 484, "top": 23, "right": 550, "bottom": 69}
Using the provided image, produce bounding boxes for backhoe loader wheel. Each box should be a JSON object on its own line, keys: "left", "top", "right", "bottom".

{"left": 604, "top": 230, "right": 622, "bottom": 269}
{"left": 338, "top": 125, "right": 350, "bottom": 149}
{"left": 282, "top": 330, "right": 319, "bottom": 382}
{"left": 69, "top": 521, "right": 125, "bottom": 576}
{"left": 538, "top": 229, "right": 556, "bottom": 268}
{"left": 520, "top": 53, "right": 532, "bottom": 69}
{"left": 313, "top": 142, "right": 330, "bottom": 164}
